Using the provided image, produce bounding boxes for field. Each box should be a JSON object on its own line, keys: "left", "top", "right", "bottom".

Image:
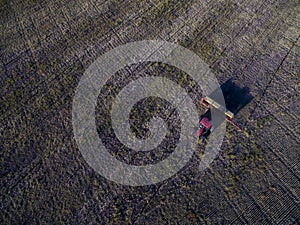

{"left": 1, "top": 0, "right": 299, "bottom": 224}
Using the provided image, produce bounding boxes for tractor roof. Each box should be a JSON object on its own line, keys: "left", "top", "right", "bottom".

{"left": 200, "top": 117, "right": 212, "bottom": 129}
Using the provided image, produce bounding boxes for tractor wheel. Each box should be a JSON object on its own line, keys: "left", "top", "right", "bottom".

{"left": 199, "top": 136, "right": 205, "bottom": 143}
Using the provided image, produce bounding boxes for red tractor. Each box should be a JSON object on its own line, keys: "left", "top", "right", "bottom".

{"left": 196, "top": 97, "right": 241, "bottom": 143}
{"left": 197, "top": 116, "right": 212, "bottom": 143}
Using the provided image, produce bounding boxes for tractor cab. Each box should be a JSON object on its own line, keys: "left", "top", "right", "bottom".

{"left": 196, "top": 116, "right": 212, "bottom": 142}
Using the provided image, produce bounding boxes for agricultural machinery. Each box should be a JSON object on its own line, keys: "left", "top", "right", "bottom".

{"left": 196, "top": 96, "right": 241, "bottom": 143}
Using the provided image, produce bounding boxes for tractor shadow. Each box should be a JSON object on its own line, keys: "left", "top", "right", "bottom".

{"left": 208, "top": 78, "right": 253, "bottom": 116}
{"left": 220, "top": 78, "right": 253, "bottom": 115}
{"left": 202, "top": 78, "right": 253, "bottom": 129}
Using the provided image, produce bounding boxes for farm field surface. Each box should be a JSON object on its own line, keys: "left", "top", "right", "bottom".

{"left": 1, "top": 0, "right": 299, "bottom": 224}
